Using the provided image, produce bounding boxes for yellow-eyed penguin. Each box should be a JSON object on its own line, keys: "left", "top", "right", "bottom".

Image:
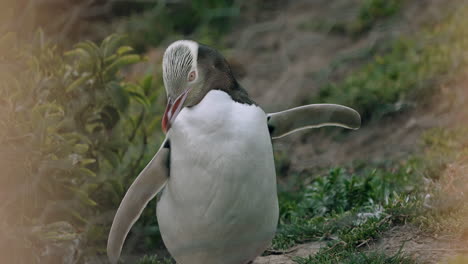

{"left": 107, "top": 40, "right": 361, "bottom": 264}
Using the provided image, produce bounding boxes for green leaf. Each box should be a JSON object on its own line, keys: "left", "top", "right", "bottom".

{"left": 128, "top": 91, "right": 150, "bottom": 109}
{"left": 103, "top": 55, "right": 141, "bottom": 78}
{"left": 117, "top": 46, "right": 134, "bottom": 56}
{"left": 62, "top": 132, "right": 92, "bottom": 145}
{"left": 104, "top": 54, "right": 117, "bottom": 65}
{"left": 101, "top": 34, "right": 126, "bottom": 57}
{"left": 75, "top": 41, "right": 101, "bottom": 59}
{"left": 67, "top": 186, "right": 98, "bottom": 207}
{"left": 66, "top": 208, "right": 89, "bottom": 224}
{"left": 66, "top": 73, "right": 91, "bottom": 92}
{"left": 79, "top": 167, "right": 97, "bottom": 177}
{"left": 107, "top": 82, "right": 130, "bottom": 111}
{"left": 108, "top": 179, "right": 124, "bottom": 196}
{"left": 100, "top": 105, "right": 120, "bottom": 129}
{"left": 64, "top": 48, "right": 89, "bottom": 59}
{"left": 124, "top": 82, "right": 145, "bottom": 94}
{"left": 140, "top": 75, "right": 153, "bottom": 94}
{"left": 101, "top": 148, "right": 120, "bottom": 167}
{"left": 74, "top": 143, "right": 89, "bottom": 154}
{"left": 80, "top": 158, "right": 96, "bottom": 166}
{"left": 85, "top": 122, "right": 104, "bottom": 133}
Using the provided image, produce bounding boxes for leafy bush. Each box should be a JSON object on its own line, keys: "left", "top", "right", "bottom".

{"left": 0, "top": 32, "right": 164, "bottom": 262}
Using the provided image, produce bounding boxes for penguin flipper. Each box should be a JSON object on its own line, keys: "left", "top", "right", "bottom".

{"left": 267, "top": 104, "right": 361, "bottom": 139}
{"left": 107, "top": 139, "right": 170, "bottom": 264}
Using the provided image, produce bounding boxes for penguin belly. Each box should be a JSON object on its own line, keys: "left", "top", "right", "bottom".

{"left": 156, "top": 90, "right": 279, "bottom": 264}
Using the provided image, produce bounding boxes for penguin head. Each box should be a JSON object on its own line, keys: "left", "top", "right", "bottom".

{"left": 161, "top": 40, "right": 236, "bottom": 133}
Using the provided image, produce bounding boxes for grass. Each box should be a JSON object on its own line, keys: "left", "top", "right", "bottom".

{"left": 349, "top": 0, "right": 404, "bottom": 36}
{"left": 132, "top": 4, "right": 468, "bottom": 263}
{"left": 295, "top": 250, "right": 416, "bottom": 264}
{"left": 272, "top": 165, "right": 422, "bottom": 250}
{"left": 137, "top": 255, "right": 173, "bottom": 264}
{"left": 132, "top": 163, "right": 426, "bottom": 262}
{"left": 121, "top": 0, "right": 240, "bottom": 51}
{"left": 269, "top": 124, "right": 468, "bottom": 263}
{"left": 299, "top": 0, "right": 403, "bottom": 36}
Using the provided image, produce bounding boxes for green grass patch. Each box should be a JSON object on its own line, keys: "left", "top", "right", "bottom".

{"left": 121, "top": 0, "right": 240, "bottom": 51}
{"left": 272, "top": 165, "right": 422, "bottom": 250}
{"left": 349, "top": 0, "right": 404, "bottom": 36}
{"left": 137, "top": 255, "right": 173, "bottom": 264}
{"left": 295, "top": 249, "right": 415, "bottom": 264}
{"left": 299, "top": 0, "right": 404, "bottom": 36}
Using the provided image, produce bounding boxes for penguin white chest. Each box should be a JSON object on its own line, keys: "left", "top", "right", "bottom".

{"left": 156, "top": 90, "right": 279, "bottom": 264}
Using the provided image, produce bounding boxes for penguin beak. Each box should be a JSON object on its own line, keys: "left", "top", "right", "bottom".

{"left": 162, "top": 88, "right": 191, "bottom": 133}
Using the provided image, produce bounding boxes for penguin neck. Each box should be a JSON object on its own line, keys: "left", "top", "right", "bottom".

{"left": 216, "top": 80, "right": 256, "bottom": 106}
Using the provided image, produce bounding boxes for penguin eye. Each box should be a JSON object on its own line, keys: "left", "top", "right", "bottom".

{"left": 188, "top": 71, "right": 196, "bottom": 82}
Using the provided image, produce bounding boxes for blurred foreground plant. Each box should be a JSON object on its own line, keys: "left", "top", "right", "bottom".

{"left": 0, "top": 32, "right": 164, "bottom": 263}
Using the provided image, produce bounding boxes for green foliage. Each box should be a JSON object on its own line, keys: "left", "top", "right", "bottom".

{"left": 123, "top": 0, "right": 240, "bottom": 51}
{"left": 313, "top": 39, "right": 422, "bottom": 121}
{"left": 297, "top": 167, "right": 418, "bottom": 216}
{"left": 285, "top": 207, "right": 417, "bottom": 263}
{"left": 272, "top": 164, "right": 422, "bottom": 250}
{"left": 349, "top": 0, "right": 403, "bottom": 36}
{"left": 295, "top": 249, "right": 415, "bottom": 264}
{"left": 137, "top": 254, "right": 174, "bottom": 264}
{"left": 0, "top": 31, "right": 164, "bottom": 261}
{"left": 299, "top": 0, "right": 403, "bottom": 36}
